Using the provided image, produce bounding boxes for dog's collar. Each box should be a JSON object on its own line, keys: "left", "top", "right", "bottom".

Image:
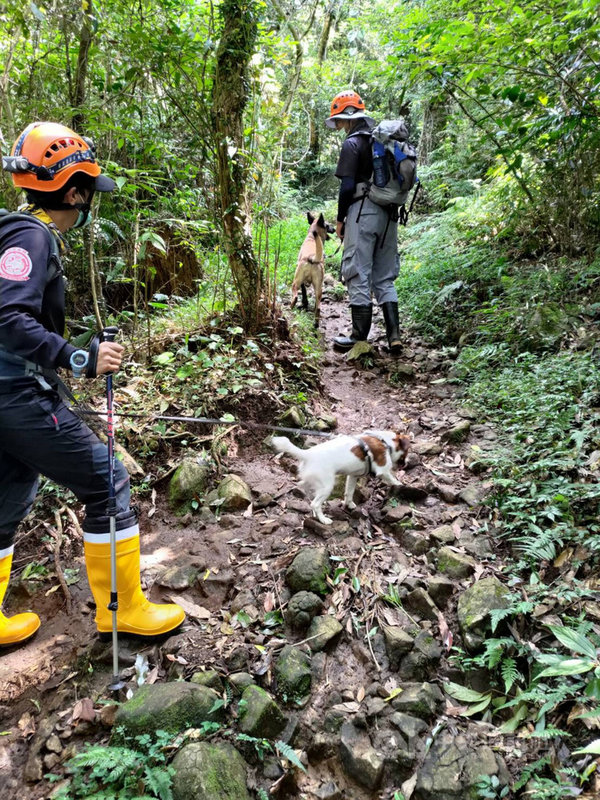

{"left": 355, "top": 434, "right": 394, "bottom": 475}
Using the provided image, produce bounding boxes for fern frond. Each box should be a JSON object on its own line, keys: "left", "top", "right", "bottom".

{"left": 501, "top": 657, "right": 522, "bottom": 694}
{"left": 274, "top": 741, "right": 307, "bottom": 774}
{"left": 143, "top": 765, "right": 174, "bottom": 800}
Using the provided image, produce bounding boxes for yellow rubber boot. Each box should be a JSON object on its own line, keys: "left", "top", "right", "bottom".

{"left": 0, "top": 548, "right": 41, "bottom": 647}
{"left": 83, "top": 530, "right": 185, "bottom": 638}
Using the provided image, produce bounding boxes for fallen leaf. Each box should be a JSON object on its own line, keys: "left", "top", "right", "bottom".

{"left": 243, "top": 503, "right": 253, "bottom": 518}
{"left": 263, "top": 592, "right": 275, "bottom": 612}
{"left": 72, "top": 697, "right": 96, "bottom": 724}
{"left": 438, "top": 611, "right": 453, "bottom": 651}
{"left": 167, "top": 594, "right": 211, "bottom": 620}
{"left": 17, "top": 712, "right": 35, "bottom": 738}
{"left": 357, "top": 686, "right": 365, "bottom": 703}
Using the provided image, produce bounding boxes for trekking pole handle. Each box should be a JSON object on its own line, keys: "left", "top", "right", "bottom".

{"left": 101, "top": 325, "right": 119, "bottom": 343}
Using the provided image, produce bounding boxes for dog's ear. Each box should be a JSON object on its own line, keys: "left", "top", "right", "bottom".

{"left": 394, "top": 434, "right": 410, "bottom": 466}
{"left": 317, "top": 212, "right": 325, "bottom": 228}
{"left": 307, "top": 211, "right": 315, "bottom": 225}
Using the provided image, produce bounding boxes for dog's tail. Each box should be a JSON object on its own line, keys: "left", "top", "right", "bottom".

{"left": 271, "top": 436, "right": 308, "bottom": 461}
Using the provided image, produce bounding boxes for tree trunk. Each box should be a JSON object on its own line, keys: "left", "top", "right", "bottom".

{"left": 72, "top": 1, "right": 94, "bottom": 132}
{"left": 212, "top": 0, "right": 261, "bottom": 332}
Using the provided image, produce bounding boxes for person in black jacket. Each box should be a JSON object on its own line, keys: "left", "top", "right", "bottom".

{"left": 326, "top": 91, "right": 402, "bottom": 354}
{"left": 0, "top": 122, "right": 184, "bottom": 648}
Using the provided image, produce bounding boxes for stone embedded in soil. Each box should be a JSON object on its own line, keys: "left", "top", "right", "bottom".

{"left": 390, "top": 682, "right": 444, "bottom": 720}
{"left": 114, "top": 683, "right": 223, "bottom": 737}
{"left": 398, "top": 631, "right": 442, "bottom": 680}
{"left": 275, "top": 645, "right": 312, "bottom": 702}
{"left": 171, "top": 742, "right": 250, "bottom": 800}
{"left": 254, "top": 492, "right": 274, "bottom": 508}
{"left": 285, "top": 590, "right": 323, "bottom": 630}
{"left": 314, "top": 781, "right": 342, "bottom": 800}
{"left": 212, "top": 474, "right": 252, "bottom": 511}
{"left": 168, "top": 457, "right": 212, "bottom": 513}
{"left": 458, "top": 483, "right": 486, "bottom": 507}
{"left": 415, "top": 729, "right": 507, "bottom": 800}
{"left": 190, "top": 669, "right": 223, "bottom": 691}
{"left": 197, "top": 568, "right": 235, "bottom": 612}
{"left": 230, "top": 589, "right": 255, "bottom": 614}
{"left": 228, "top": 672, "right": 255, "bottom": 694}
{"left": 396, "top": 529, "right": 430, "bottom": 555}
{"left": 458, "top": 576, "right": 511, "bottom": 652}
{"left": 280, "top": 405, "right": 306, "bottom": 428}
{"left": 389, "top": 711, "right": 428, "bottom": 742}
{"left": 238, "top": 685, "right": 286, "bottom": 739}
{"left": 404, "top": 452, "right": 421, "bottom": 470}
{"left": 156, "top": 564, "right": 198, "bottom": 590}
{"left": 383, "top": 626, "right": 414, "bottom": 670}
{"left": 318, "top": 413, "right": 338, "bottom": 430}
{"left": 286, "top": 547, "right": 331, "bottom": 595}
{"left": 412, "top": 440, "right": 443, "bottom": 456}
{"left": 441, "top": 421, "right": 471, "bottom": 444}
{"left": 307, "top": 615, "right": 343, "bottom": 652}
{"left": 430, "top": 524, "right": 456, "bottom": 545}
{"left": 339, "top": 721, "right": 385, "bottom": 790}
{"left": 426, "top": 576, "right": 455, "bottom": 607}
{"left": 383, "top": 504, "right": 412, "bottom": 523}
{"left": 460, "top": 534, "right": 494, "bottom": 559}
{"left": 404, "top": 588, "right": 438, "bottom": 621}
{"left": 308, "top": 731, "right": 340, "bottom": 762}
{"left": 436, "top": 484, "right": 461, "bottom": 503}
{"left": 436, "top": 546, "right": 477, "bottom": 579}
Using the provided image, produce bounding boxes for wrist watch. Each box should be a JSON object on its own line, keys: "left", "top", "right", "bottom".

{"left": 70, "top": 349, "right": 89, "bottom": 378}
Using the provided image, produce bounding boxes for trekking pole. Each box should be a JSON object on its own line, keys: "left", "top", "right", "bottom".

{"left": 102, "top": 325, "right": 125, "bottom": 693}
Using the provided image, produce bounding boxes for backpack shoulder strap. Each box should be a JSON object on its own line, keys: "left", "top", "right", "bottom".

{"left": 0, "top": 210, "right": 62, "bottom": 281}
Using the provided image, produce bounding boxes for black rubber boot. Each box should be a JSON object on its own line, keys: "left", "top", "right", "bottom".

{"left": 381, "top": 301, "right": 402, "bottom": 355}
{"left": 333, "top": 305, "right": 372, "bottom": 352}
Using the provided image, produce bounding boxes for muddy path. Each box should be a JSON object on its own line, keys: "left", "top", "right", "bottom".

{"left": 0, "top": 289, "right": 506, "bottom": 799}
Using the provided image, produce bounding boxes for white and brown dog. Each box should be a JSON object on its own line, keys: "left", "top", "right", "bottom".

{"left": 272, "top": 430, "right": 409, "bottom": 525}
{"left": 290, "top": 212, "right": 334, "bottom": 328}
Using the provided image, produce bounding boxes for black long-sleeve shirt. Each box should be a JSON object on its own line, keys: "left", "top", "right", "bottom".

{"left": 0, "top": 218, "right": 75, "bottom": 369}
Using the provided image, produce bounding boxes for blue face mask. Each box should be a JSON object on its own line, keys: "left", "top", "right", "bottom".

{"left": 73, "top": 206, "right": 92, "bottom": 229}
{"left": 71, "top": 191, "right": 93, "bottom": 229}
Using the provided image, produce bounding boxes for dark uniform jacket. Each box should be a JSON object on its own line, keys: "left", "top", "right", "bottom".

{"left": 334, "top": 120, "right": 373, "bottom": 223}
{"left": 0, "top": 215, "right": 75, "bottom": 370}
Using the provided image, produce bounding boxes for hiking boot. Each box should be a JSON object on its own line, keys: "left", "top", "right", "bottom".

{"left": 0, "top": 548, "right": 40, "bottom": 647}
{"left": 333, "top": 305, "right": 372, "bottom": 352}
{"left": 83, "top": 511, "right": 185, "bottom": 639}
{"left": 381, "top": 301, "right": 402, "bottom": 355}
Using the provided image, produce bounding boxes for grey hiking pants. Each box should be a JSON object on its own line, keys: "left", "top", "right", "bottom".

{"left": 341, "top": 196, "right": 399, "bottom": 306}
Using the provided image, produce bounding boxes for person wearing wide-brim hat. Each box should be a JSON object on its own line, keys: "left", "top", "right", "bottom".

{"left": 326, "top": 91, "right": 402, "bottom": 355}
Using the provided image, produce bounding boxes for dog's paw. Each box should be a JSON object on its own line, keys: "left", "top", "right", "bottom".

{"left": 344, "top": 501, "right": 356, "bottom": 511}
{"left": 318, "top": 515, "right": 333, "bottom": 525}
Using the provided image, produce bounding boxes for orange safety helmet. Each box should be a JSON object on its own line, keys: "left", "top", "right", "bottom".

{"left": 2, "top": 122, "right": 115, "bottom": 192}
{"left": 325, "top": 90, "right": 375, "bottom": 129}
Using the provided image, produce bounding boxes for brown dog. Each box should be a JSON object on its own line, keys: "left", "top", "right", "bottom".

{"left": 290, "top": 212, "right": 334, "bottom": 327}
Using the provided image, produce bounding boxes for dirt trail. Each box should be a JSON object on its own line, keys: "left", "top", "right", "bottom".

{"left": 0, "top": 290, "right": 502, "bottom": 799}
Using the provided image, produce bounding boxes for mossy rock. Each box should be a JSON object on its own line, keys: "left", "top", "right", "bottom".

{"left": 457, "top": 577, "right": 510, "bottom": 652}
{"left": 213, "top": 474, "right": 252, "bottom": 511}
{"left": 307, "top": 615, "right": 343, "bottom": 652}
{"left": 172, "top": 742, "right": 250, "bottom": 800}
{"left": 238, "top": 685, "right": 286, "bottom": 739}
{"left": 285, "top": 591, "right": 323, "bottom": 630}
{"left": 168, "top": 457, "right": 212, "bottom": 513}
{"left": 436, "top": 546, "right": 476, "bottom": 579}
{"left": 114, "top": 683, "right": 223, "bottom": 737}
{"left": 274, "top": 645, "right": 311, "bottom": 703}
{"left": 286, "top": 547, "right": 330, "bottom": 595}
